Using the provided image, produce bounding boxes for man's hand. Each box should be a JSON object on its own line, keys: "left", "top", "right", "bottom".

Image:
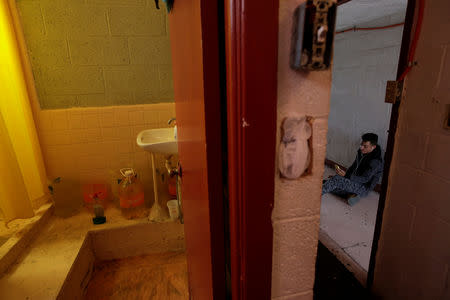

{"left": 337, "top": 169, "right": 346, "bottom": 176}
{"left": 335, "top": 165, "right": 346, "bottom": 177}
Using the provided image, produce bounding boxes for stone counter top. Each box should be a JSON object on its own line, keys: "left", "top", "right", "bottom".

{"left": 0, "top": 207, "right": 185, "bottom": 299}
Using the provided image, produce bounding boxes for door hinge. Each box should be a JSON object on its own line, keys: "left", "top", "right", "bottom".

{"left": 385, "top": 80, "right": 404, "bottom": 104}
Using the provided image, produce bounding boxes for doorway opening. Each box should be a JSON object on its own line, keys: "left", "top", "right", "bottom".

{"left": 318, "top": 0, "right": 408, "bottom": 286}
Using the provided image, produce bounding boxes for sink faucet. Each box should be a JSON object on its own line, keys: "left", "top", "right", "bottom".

{"left": 168, "top": 118, "right": 177, "bottom": 140}
{"left": 168, "top": 118, "right": 176, "bottom": 125}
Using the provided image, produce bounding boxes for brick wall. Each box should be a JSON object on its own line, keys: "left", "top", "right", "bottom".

{"left": 13, "top": 0, "right": 176, "bottom": 210}
{"left": 373, "top": 0, "right": 450, "bottom": 298}
{"left": 327, "top": 14, "right": 404, "bottom": 166}
{"left": 16, "top": 0, "right": 173, "bottom": 109}
{"left": 272, "top": 1, "right": 331, "bottom": 299}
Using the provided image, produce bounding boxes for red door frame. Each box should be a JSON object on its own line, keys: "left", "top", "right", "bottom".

{"left": 172, "top": 0, "right": 279, "bottom": 298}
{"left": 225, "top": 0, "right": 279, "bottom": 299}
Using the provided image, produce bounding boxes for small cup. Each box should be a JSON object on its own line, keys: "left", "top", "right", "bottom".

{"left": 167, "top": 200, "right": 180, "bottom": 221}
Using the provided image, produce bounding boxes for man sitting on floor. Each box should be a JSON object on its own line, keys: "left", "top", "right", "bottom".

{"left": 322, "top": 133, "right": 383, "bottom": 206}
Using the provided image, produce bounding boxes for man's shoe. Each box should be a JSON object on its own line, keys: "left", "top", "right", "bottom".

{"left": 346, "top": 194, "right": 360, "bottom": 206}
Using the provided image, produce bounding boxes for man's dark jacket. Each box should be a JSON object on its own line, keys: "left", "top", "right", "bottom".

{"left": 345, "top": 145, "right": 383, "bottom": 194}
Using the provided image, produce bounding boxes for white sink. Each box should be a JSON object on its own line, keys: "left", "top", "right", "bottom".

{"left": 136, "top": 128, "right": 178, "bottom": 154}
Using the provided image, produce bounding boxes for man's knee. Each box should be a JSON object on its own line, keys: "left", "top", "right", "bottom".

{"left": 323, "top": 176, "right": 345, "bottom": 193}
{"left": 329, "top": 175, "right": 347, "bottom": 184}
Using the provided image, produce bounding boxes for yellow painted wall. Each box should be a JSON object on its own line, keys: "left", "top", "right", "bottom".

{"left": 16, "top": 0, "right": 174, "bottom": 109}
{"left": 10, "top": 1, "right": 176, "bottom": 210}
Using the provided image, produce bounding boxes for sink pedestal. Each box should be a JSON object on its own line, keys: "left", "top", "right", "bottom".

{"left": 148, "top": 153, "right": 169, "bottom": 222}
{"left": 136, "top": 128, "right": 178, "bottom": 222}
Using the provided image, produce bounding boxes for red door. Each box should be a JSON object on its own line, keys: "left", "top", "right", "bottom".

{"left": 168, "top": 1, "right": 226, "bottom": 299}
{"left": 169, "top": 0, "right": 278, "bottom": 298}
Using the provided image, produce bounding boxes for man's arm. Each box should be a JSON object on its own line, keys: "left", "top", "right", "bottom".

{"left": 344, "top": 157, "right": 357, "bottom": 179}
{"left": 349, "top": 159, "right": 382, "bottom": 184}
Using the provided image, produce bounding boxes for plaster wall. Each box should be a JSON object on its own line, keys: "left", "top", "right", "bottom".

{"left": 272, "top": 1, "right": 331, "bottom": 299}
{"left": 373, "top": 0, "right": 450, "bottom": 298}
{"left": 16, "top": 0, "right": 174, "bottom": 109}
{"left": 327, "top": 15, "right": 403, "bottom": 166}
{"left": 335, "top": 0, "right": 406, "bottom": 30}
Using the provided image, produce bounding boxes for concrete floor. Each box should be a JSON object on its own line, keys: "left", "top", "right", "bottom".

{"left": 85, "top": 251, "right": 188, "bottom": 300}
{"left": 320, "top": 166, "right": 379, "bottom": 271}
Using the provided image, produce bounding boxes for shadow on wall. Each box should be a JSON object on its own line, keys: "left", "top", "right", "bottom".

{"left": 326, "top": 127, "right": 362, "bottom": 166}
{"left": 327, "top": 126, "right": 387, "bottom": 168}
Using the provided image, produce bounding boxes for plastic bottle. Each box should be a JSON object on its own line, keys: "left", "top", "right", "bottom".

{"left": 49, "top": 177, "right": 82, "bottom": 218}
{"left": 168, "top": 176, "right": 177, "bottom": 197}
{"left": 118, "top": 168, "right": 146, "bottom": 219}
{"left": 82, "top": 183, "right": 108, "bottom": 212}
{"left": 91, "top": 192, "right": 106, "bottom": 224}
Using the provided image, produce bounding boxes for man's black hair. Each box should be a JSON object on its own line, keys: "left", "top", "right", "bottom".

{"left": 362, "top": 133, "right": 378, "bottom": 145}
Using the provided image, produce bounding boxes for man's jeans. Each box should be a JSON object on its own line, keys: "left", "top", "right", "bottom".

{"left": 322, "top": 175, "right": 367, "bottom": 196}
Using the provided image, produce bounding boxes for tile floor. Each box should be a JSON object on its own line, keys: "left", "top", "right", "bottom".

{"left": 85, "top": 251, "right": 189, "bottom": 300}
{"left": 320, "top": 166, "right": 379, "bottom": 271}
